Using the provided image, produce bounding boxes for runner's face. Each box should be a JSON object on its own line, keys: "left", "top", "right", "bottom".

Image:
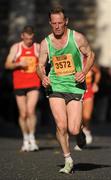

{"left": 21, "top": 33, "right": 34, "bottom": 47}
{"left": 49, "top": 13, "right": 67, "bottom": 37}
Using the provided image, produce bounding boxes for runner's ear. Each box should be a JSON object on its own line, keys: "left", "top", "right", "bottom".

{"left": 65, "top": 18, "right": 68, "bottom": 26}
{"left": 49, "top": 20, "right": 51, "bottom": 25}
{"left": 21, "top": 33, "right": 24, "bottom": 39}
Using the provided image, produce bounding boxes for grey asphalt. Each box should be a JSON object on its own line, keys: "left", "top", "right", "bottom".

{"left": 0, "top": 121, "right": 111, "bottom": 180}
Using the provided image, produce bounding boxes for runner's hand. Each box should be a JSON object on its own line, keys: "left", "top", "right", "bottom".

{"left": 92, "top": 83, "right": 99, "bottom": 93}
{"left": 42, "top": 75, "right": 50, "bottom": 88}
{"left": 19, "top": 61, "right": 28, "bottom": 68}
{"left": 75, "top": 71, "right": 85, "bottom": 83}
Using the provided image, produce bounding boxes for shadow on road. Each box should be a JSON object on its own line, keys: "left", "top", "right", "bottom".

{"left": 83, "top": 145, "right": 110, "bottom": 150}
{"left": 58, "top": 163, "right": 111, "bottom": 172}
{"left": 74, "top": 163, "right": 111, "bottom": 171}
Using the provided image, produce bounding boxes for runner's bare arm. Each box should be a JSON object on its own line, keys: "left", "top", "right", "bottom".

{"left": 37, "top": 39, "right": 50, "bottom": 87}
{"left": 92, "top": 65, "right": 101, "bottom": 92}
{"left": 75, "top": 32, "right": 95, "bottom": 82}
{"left": 5, "top": 43, "right": 27, "bottom": 70}
{"left": 92, "top": 65, "right": 101, "bottom": 84}
{"left": 35, "top": 43, "right": 40, "bottom": 57}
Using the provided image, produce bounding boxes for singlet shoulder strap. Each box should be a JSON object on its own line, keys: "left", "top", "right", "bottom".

{"left": 45, "top": 35, "right": 51, "bottom": 47}
{"left": 13, "top": 42, "right": 22, "bottom": 61}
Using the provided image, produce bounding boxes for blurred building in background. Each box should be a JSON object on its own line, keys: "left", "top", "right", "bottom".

{"left": 94, "top": 0, "right": 111, "bottom": 123}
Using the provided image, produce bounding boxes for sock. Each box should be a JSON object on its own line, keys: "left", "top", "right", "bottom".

{"left": 23, "top": 133, "right": 29, "bottom": 142}
{"left": 64, "top": 153, "right": 73, "bottom": 163}
{"left": 29, "top": 133, "right": 36, "bottom": 144}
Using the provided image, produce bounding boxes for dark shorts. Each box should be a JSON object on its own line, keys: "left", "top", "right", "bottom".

{"left": 49, "top": 92, "right": 83, "bottom": 105}
{"left": 14, "top": 87, "right": 39, "bottom": 96}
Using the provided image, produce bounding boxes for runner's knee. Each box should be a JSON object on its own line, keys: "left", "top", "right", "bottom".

{"left": 27, "top": 107, "right": 35, "bottom": 117}
{"left": 69, "top": 126, "right": 80, "bottom": 135}
{"left": 19, "top": 111, "right": 27, "bottom": 120}
{"left": 56, "top": 123, "right": 67, "bottom": 136}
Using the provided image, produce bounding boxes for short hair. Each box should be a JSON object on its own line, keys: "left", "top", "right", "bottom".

{"left": 22, "top": 25, "right": 35, "bottom": 34}
{"left": 49, "top": 6, "right": 66, "bottom": 20}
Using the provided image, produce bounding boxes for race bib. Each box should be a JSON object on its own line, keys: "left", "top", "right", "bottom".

{"left": 52, "top": 54, "right": 75, "bottom": 76}
{"left": 20, "top": 56, "right": 37, "bottom": 73}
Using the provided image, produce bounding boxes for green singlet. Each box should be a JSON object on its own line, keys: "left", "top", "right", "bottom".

{"left": 45, "top": 29, "right": 86, "bottom": 94}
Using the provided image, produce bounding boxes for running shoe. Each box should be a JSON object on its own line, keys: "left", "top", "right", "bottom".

{"left": 74, "top": 144, "right": 82, "bottom": 151}
{"left": 76, "top": 129, "right": 86, "bottom": 149}
{"left": 29, "top": 140, "right": 39, "bottom": 151}
{"left": 21, "top": 141, "right": 30, "bottom": 152}
{"left": 83, "top": 128, "right": 93, "bottom": 145}
{"left": 59, "top": 160, "right": 74, "bottom": 174}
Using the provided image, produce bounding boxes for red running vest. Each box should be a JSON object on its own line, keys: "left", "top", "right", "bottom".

{"left": 13, "top": 42, "right": 40, "bottom": 89}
